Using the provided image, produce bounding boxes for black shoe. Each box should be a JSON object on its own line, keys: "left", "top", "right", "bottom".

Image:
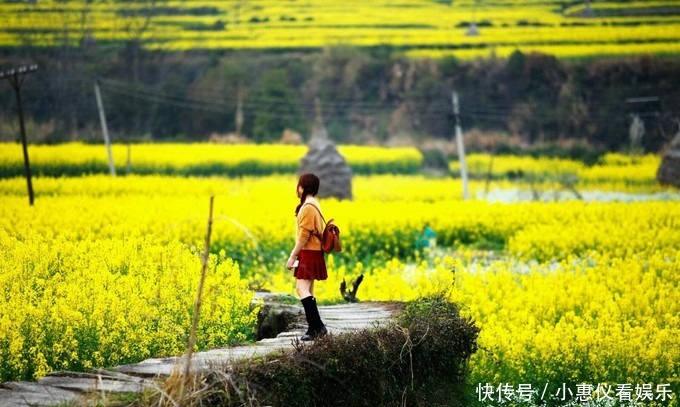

{"left": 301, "top": 325, "right": 327, "bottom": 341}
{"left": 300, "top": 325, "right": 314, "bottom": 341}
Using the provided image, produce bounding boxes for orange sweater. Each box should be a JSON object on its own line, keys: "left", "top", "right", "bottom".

{"left": 296, "top": 204, "right": 324, "bottom": 251}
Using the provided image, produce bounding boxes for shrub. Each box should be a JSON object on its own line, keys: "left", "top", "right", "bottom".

{"left": 193, "top": 295, "right": 479, "bottom": 407}
{"left": 419, "top": 147, "right": 450, "bottom": 172}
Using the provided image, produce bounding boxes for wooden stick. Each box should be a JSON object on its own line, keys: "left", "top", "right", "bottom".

{"left": 179, "top": 196, "right": 214, "bottom": 402}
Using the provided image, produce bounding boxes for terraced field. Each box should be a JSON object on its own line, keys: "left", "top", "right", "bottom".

{"left": 1, "top": 0, "right": 680, "bottom": 59}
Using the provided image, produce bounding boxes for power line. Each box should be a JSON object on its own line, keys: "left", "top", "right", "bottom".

{"left": 97, "top": 78, "right": 455, "bottom": 116}
{"left": 98, "top": 77, "right": 675, "bottom": 130}
{"left": 7, "top": 74, "right": 664, "bottom": 139}
{"left": 98, "top": 77, "right": 426, "bottom": 110}
{"left": 18, "top": 73, "right": 680, "bottom": 117}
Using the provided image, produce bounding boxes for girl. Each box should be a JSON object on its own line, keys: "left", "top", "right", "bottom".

{"left": 286, "top": 173, "right": 328, "bottom": 341}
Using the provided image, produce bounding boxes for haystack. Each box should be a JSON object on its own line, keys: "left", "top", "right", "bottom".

{"left": 298, "top": 99, "right": 353, "bottom": 200}
{"left": 657, "top": 131, "right": 680, "bottom": 187}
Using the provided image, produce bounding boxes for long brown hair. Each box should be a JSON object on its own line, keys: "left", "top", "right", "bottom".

{"left": 295, "top": 173, "right": 320, "bottom": 216}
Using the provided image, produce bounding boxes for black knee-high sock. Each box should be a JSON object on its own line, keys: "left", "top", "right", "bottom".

{"left": 301, "top": 296, "right": 324, "bottom": 331}
{"left": 301, "top": 296, "right": 315, "bottom": 333}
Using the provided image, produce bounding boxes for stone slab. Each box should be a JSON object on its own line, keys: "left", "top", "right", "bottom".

{"left": 0, "top": 382, "right": 79, "bottom": 407}
{"left": 39, "top": 376, "right": 149, "bottom": 394}
{"left": 0, "top": 301, "right": 399, "bottom": 406}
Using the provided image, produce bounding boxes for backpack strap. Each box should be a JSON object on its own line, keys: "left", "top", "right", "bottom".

{"left": 301, "top": 203, "right": 326, "bottom": 237}
{"left": 303, "top": 203, "right": 326, "bottom": 224}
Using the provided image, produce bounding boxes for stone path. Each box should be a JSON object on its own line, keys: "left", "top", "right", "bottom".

{"left": 0, "top": 297, "right": 398, "bottom": 407}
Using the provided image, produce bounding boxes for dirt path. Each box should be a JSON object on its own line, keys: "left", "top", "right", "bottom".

{"left": 0, "top": 295, "right": 399, "bottom": 406}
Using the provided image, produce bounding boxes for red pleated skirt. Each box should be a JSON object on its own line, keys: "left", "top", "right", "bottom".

{"left": 294, "top": 250, "right": 327, "bottom": 281}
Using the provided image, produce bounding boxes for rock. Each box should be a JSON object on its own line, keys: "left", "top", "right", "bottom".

{"left": 298, "top": 99, "right": 353, "bottom": 200}
{"left": 39, "top": 375, "right": 148, "bottom": 394}
{"left": 255, "top": 304, "right": 298, "bottom": 340}
{"left": 465, "top": 22, "right": 480, "bottom": 36}
{"left": 657, "top": 132, "right": 680, "bottom": 187}
{"left": 0, "top": 382, "right": 78, "bottom": 406}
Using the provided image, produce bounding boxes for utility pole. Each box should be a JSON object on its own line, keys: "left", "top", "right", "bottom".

{"left": 235, "top": 86, "right": 244, "bottom": 137}
{"left": 1, "top": 64, "right": 38, "bottom": 206}
{"left": 94, "top": 79, "right": 116, "bottom": 175}
{"left": 452, "top": 91, "right": 470, "bottom": 200}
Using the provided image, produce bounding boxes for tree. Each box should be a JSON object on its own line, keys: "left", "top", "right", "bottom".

{"left": 506, "top": 51, "right": 567, "bottom": 142}
{"left": 252, "top": 69, "right": 304, "bottom": 143}
{"left": 118, "top": 0, "right": 164, "bottom": 137}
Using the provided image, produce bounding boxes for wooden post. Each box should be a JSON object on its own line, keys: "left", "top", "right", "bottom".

{"left": 452, "top": 92, "right": 470, "bottom": 200}
{"left": 180, "top": 196, "right": 215, "bottom": 401}
{"left": 126, "top": 144, "right": 132, "bottom": 174}
{"left": 94, "top": 80, "right": 116, "bottom": 176}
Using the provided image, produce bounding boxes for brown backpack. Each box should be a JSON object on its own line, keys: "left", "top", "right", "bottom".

{"left": 306, "top": 204, "right": 342, "bottom": 253}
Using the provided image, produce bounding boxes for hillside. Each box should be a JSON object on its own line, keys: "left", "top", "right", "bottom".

{"left": 1, "top": 0, "right": 680, "bottom": 59}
